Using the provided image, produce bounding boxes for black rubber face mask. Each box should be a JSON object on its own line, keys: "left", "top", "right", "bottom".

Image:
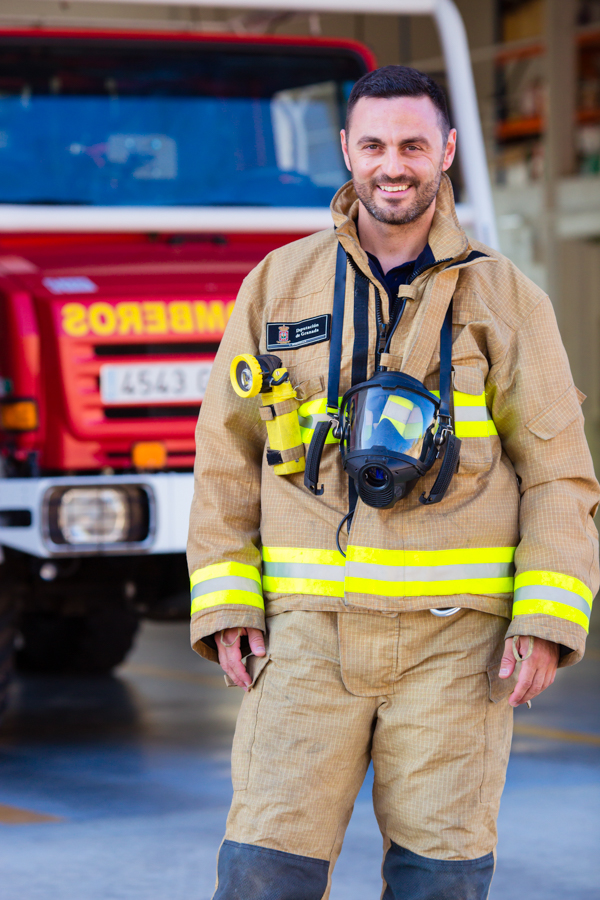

{"left": 338, "top": 371, "right": 440, "bottom": 508}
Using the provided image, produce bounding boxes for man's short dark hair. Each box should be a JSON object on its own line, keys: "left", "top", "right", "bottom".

{"left": 345, "top": 65, "right": 451, "bottom": 138}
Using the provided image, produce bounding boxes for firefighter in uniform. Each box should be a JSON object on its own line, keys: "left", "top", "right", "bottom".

{"left": 187, "top": 67, "right": 600, "bottom": 900}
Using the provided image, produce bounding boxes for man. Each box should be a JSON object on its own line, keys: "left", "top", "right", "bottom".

{"left": 187, "top": 66, "right": 599, "bottom": 900}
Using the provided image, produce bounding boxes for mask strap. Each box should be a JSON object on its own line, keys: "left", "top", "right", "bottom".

{"left": 420, "top": 298, "right": 461, "bottom": 506}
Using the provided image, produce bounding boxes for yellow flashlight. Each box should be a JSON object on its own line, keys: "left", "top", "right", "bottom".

{"left": 229, "top": 354, "right": 305, "bottom": 475}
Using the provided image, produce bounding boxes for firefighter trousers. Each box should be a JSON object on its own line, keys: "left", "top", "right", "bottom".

{"left": 213, "top": 607, "right": 515, "bottom": 900}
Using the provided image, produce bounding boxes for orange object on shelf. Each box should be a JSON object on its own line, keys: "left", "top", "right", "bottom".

{"left": 496, "top": 117, "right": 543, "bottom": 141}
{"left": 578, "top": 108, "right": 600, "bottom": 124}
{"left": 495, "top": 42, "right": 544, "bottom": 65}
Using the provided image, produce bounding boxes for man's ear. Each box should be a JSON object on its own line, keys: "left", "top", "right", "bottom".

{"left": 442, "top": 128, "right": 457, "bottom": 172}
{"left": 340, "top": 129, "right": 352, "bottom": 173}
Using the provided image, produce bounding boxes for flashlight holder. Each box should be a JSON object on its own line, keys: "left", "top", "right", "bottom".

{"left": 230, "top": 354, "right": 305, "bottom": 476}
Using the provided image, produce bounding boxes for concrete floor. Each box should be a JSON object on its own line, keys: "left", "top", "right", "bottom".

{"left": 0, "top": 616, "right": 599, "bottom": 900}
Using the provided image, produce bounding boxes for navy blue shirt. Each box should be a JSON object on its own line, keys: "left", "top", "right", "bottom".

{"left": 366, "top": 243, "right": 435, "bottom": 303}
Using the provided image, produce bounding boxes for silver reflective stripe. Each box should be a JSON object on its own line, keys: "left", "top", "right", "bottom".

{"left": 383, "top": 404, "right": 412, "bottom": 423}
{"left": 515, "top": 584, "right": 591, "bottom": 617}
{"left": 454, "top": 406, "right": 492, "bottom": 422}
{"left": 191, "top": 575, "right": 262, "bottom": 600}
{"left": 345, "top": 561, "right": 514, "bottom": 582}
{"left": 263, "top": 561, "right": 345, "bottom": 582}
{"left": 298, "top": 412, "right": 329, "bottom": 430}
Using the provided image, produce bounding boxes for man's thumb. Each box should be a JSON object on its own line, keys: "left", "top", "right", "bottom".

{"left": 247, "top": 627, "right": 266, "bottom": 657}
{"left": 499, "top": 638, "right": 516, "bottom": 679}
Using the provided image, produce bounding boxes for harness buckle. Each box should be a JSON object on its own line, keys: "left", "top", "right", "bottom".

{"left": 434, "top": 414, "right": 454, "bottom": 450}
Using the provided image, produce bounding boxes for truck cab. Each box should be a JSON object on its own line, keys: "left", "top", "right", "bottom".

{"left": 0, "top": 28, "right": 370, "bottom": 685}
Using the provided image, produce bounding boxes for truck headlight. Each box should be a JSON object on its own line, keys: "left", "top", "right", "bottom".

{"left": 45, "top": 486, "right": 150, "bottom": 547}
{"left": 59, "top": 488, "right": 127, "bottom": 544}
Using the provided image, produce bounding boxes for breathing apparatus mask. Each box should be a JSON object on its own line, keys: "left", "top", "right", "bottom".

{"left": 336, "top": 371, "right": 446, "bottom": 508}
{"left": 304, "top": 243, "right": 461, "bottom": 511}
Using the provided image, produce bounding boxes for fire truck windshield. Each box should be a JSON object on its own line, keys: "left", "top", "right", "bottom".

{"left": 0, "top": 37, "right": 367, "bottom": 208}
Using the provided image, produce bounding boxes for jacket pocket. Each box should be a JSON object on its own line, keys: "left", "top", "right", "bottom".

{"left": 526, "top": 384, "right": 584, "bottom": 440}
{"left": 224, "top": 651, "right": 271, "bottom": 688}
{"left": 230, "top": 653, "right": 272, "bottom": 791}
{"left": 480, "top": 662, "right": 516, "bottom": 803}
{"left": 453, "top": 365, "right": 494, "bottom": 474}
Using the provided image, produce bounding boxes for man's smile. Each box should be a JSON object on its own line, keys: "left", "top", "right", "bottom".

{"left": 377, "top": 183, "right": 412, "bottom": 195}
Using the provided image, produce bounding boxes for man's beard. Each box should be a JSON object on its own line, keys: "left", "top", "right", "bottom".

{"left": 352, "top": 163, "right": 443, "bottom": 226}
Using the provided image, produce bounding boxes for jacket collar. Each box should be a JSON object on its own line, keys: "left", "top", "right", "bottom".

{"left": 330, "top": 173, "right": 470, "bottom": 288}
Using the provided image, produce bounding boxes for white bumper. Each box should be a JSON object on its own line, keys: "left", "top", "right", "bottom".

{"left": 0, "top": 472, "right": 194, "bottom": 558}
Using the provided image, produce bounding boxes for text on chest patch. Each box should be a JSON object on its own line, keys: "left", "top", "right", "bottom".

{"left": 266, "top": 314, "right": 331, "bottom": 351}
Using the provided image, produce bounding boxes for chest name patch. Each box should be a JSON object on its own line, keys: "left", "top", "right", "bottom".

{"left": 266, "top": 314, "right": 330, "bottom": 351}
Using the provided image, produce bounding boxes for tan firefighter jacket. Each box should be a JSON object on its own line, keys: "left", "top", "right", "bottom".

{"left": 188, "top": 175, "right": 600, "bottom": 665}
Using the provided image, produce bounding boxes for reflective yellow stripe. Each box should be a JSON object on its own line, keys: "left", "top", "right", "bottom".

{"left": 190, "top": 561, "right": 263, "bottom": 615}
{"left": 512, "top": 599, "right": 590, "bottom": 631}
{"left": 345, "top": 576, "right": 514, "bottom": 597}
{"left": 346, "top": 546, "right": 515, "bottom": 566}
{"left": 262, "top": 546, "right": 345, "bottom": 598}
{"left": 300, "top": 392, "right": 498, "bottom": 443}
{"left": 191, "top": 561, "right": 261, "bottom": 587}
{"left": 191, "top": 590, "right": 264, "bottom": 615}
{"left": 345, "top": 545, "right": 515, "bottom": 597}
{"left": 261, "top": 546, "right": 515, "bottom": 599}
{"left": 262, "top": 577, "right": 345, "bottom": 597}
{"left": 513, "top": 570, "right": 592, "bottom": 632}
{"left": 431, "top": 390, "right": 499, "bottom": 437}
{"left": 298, "top": 397, "right": 341, "bottom": 445}
{"left": 381, "top": 396, "right": 423, "bottom": 439}
{"left": 515, "top": 570, "right": 592, "bottom": 603}
{"left": 453, "top": 390, "right": 486, "bottom": 407}
{"left": 388, "top": 395, "right": 414, "bottom": 410}
{"left": 455, "top": 419, "right": 498, "bottom": 438}
{"left": 262, "top": 547, "right": 344, "bottom": 566}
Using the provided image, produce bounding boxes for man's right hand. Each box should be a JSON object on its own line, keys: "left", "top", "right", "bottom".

{"left": 216, "top": 627, "right": 266, "bottom": 690}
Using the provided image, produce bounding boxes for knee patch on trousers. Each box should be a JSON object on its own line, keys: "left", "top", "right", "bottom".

{"left": 213, "top": 840, "right": 329, "bottom": 900}
{"left": 382, "top": 842, "right": 494, "bottom": 900}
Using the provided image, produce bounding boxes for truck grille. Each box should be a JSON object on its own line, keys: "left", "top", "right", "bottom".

{"left": 59, "top": 334, "right": 212, "bottom": 470}
{"left": 95, "top": 342, "right": 219, "bottom": 357}
{"left": 104, "top": 406, "right": 200, "bottom": 420}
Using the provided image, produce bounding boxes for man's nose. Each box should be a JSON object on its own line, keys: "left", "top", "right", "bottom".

{"left": 379, "top": 148, "right": 407, "bottom": 180}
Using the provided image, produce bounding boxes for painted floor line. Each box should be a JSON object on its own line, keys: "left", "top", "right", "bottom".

{"left": 513, "top": 723, "right": 600, "bottom": 745}
{"left": 119, "top": 662, "right": 225, "bottom": 688}
{"left": 0, "top": 804, "right": 63, "bottom": 825}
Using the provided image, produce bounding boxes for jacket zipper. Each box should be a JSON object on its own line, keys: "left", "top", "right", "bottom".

{"left": 373, "top": 256, "right": 453, "bottom": 364}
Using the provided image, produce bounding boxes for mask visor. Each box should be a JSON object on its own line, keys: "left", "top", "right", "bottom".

{"left": 345, "top": 383, "right": 438, "bottom": 461}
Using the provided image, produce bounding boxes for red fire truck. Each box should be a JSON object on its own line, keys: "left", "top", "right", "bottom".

{"left": 0, "top": 27, "right": 373, "bottom": 707}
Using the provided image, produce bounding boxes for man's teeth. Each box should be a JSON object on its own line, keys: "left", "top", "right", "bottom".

{"left": 379, "top": 184, "right": 409, "bottom": 193}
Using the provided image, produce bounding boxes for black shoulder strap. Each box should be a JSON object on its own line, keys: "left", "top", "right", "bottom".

{"left": 305, "top": 241, "right": 348, "bottom": 497}
{"left": 438, "top": 298, "right": 453, "bottom": 425}
{"left": 327, "top": 241, "right": 347, "bottom": 415}
{"left": 419, "top": 298, "right": 461, "bottom": 506}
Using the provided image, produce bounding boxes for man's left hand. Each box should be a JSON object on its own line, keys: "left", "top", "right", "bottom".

{"left": 499, "top": 636, "right": 560, "bottom": 707}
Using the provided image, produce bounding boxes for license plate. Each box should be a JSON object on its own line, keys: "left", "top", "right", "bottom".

{"left": 100, "top": 361, "right": 213, "bottom": 405}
